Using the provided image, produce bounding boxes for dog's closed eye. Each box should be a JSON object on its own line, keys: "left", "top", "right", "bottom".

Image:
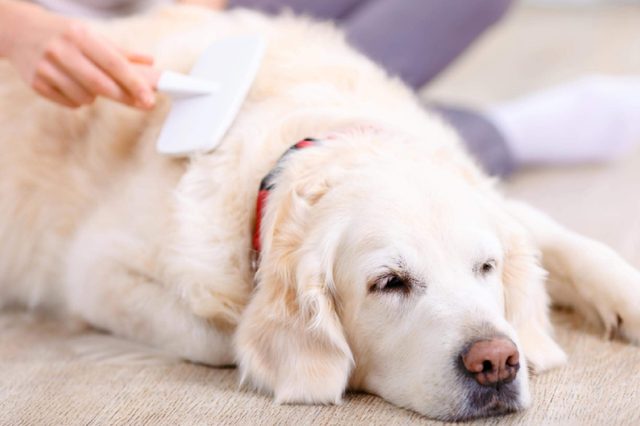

{"left": 369, "top": 273, "right": 412, "bottom": 295}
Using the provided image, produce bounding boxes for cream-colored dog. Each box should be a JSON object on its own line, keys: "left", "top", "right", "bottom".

{"left": 1, "top": 6, "right": 639, "bottom": 421}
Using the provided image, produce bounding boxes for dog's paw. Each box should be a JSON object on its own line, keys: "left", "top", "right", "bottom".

{"left": 606, "top": 308, "right": 640, "bottom": 346}
{"left": 590, "top": 263, "right": 640, "bottom": 345}
{"left": 525, "top": 339, "right": 567, "bottom": 375}
{"left": 517, "top": 321, "right": 567, "bottom": 375}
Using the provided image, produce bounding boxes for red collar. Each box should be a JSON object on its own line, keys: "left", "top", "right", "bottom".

{"left": 252, "top": 138, "right": 320, "bottom": 253}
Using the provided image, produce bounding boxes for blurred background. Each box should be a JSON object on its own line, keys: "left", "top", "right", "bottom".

{"left": 426, "top": 0, "right": 640, "bottom": 106}
{"left": 424, "top": 0, "right": 640, "bottom": 265}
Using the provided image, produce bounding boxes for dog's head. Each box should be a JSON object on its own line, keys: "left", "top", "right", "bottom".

{"left": 235, "top": 126, "right": 564, "bottom": 420}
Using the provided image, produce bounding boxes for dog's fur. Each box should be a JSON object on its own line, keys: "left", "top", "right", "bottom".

{"left": 1, "top": 5, "right": 639, "bottom": 420}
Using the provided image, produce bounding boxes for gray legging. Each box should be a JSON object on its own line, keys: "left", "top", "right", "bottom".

{"left": 229, "top": 0, "right": 515, "bottom": 175}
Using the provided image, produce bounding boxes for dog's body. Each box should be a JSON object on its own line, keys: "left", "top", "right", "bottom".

{"left": 1, "top": 6, "right": 639, "bottom": 420}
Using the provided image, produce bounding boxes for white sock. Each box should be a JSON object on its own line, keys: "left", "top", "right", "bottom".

{"left": 487, "top": 75, "right": 640, "bottom": 166}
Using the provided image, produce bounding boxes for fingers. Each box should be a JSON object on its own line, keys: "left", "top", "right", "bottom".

{"left": 32, "top": 76, "right": 79, "bottom": 108}
{"left": 21, "top": 19, "right": 157, "bottom": 109}
{"left": 178, "top": 0, "right": 228, "bottom": 10}
{"left": 133, "top": 64, "right": 161, "bottom": 90}
{"left": 121, "top": 49, "right": 154, "bottom": 65}
{"left": 67, "top": 25, "right": 155, "bottom": 108}
{"left": 52, "top": 46, "right": 135, "bottom": 106}
{"left": 36, "top": 61, "right": 95, "bottom": 107}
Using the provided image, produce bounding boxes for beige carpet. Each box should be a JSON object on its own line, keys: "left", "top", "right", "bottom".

{"left": 2, "top": 307, "right": 640, "bottom": 425}
{"left": 2, "top": 4, "right": 640, "bottom": 425}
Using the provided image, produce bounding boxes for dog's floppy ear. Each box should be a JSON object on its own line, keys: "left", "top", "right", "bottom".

{"left": 500, "top": 218, "right": 567, "bottom": 373}
{"left": 235, "top": 175, "right": 353, "bottom": 404}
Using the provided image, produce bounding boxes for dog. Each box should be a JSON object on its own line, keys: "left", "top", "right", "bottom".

{"left": 1, "top": 5, "right": 639, "bottom": 421}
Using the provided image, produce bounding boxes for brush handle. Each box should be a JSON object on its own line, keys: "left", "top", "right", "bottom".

{"left": 157, "top": 71, "right": 220, "bottom": 97}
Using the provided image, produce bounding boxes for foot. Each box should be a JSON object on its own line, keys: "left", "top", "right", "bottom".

{"left": 488, "top": 75, "right": 640, "bottom": 166}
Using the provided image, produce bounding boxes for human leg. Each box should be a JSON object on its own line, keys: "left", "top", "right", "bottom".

{"left": 342, "top": 0, "right": 513, "bottom": 89}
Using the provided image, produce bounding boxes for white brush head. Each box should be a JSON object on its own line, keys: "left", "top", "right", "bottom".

{"left": 156, "top": 35, "right": 265, "bottom": 156}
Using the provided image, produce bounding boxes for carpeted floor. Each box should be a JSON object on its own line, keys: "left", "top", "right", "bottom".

{"left": 1, "top": 307, "right": 639, "bottom": 425}
{"left": 2, "top": 3, "right": 640, "bottom": 425}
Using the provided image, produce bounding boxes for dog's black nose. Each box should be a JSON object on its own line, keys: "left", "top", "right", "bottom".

{"left": 461, "top": 338, "right": 520, "bottom": 387}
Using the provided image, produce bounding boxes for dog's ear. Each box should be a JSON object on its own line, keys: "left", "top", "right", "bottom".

{"left": 501, "top": 221, "right": 567, "bottom": 373}
{"left": 235, "top": 177, "right": 352, "bottom": 404}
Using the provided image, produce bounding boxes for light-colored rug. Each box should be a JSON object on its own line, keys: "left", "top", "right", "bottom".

{"left": 1, "top": 306, "right": 639, "bottom": 425}
{"left": 2, "top": 4, "right": 640, "bottom": 425}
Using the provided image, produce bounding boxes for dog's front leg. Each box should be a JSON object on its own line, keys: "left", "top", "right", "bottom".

{"left": 63, "top": 230, "right": 235, "bottom": 366}
{"left": 507, "top": 201, "right": 640, "bottom": 344}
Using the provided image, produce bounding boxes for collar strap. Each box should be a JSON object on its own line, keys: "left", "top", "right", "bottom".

{"left": 252, "top": 137, "right": 320, "bottom": 253}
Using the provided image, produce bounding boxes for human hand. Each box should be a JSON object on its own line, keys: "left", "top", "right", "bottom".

{"left": 3, "top": 3, "right": 158, "bottom": 109}
{"left": 177, "top": 0, "right": 228, "bottom": 10}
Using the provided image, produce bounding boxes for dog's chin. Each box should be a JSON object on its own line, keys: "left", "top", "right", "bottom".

{"left": 435, "top": 378, "right": 526, "bottom": 422}
{"left": 466, "top": 384, "right": 523, "bottom": 419}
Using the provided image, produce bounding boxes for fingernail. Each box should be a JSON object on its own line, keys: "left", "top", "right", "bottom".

{"left": 139, "top": 91, "right": 155, "bottom": 107}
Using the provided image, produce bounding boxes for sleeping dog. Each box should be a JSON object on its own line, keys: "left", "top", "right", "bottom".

{"left": 1, "top": 5, "right": 639, "bottom": 421}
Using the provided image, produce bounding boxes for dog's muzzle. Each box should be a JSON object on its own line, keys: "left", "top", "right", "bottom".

{"left": 454, "top": 337, "right": 524, "bottom": 420}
